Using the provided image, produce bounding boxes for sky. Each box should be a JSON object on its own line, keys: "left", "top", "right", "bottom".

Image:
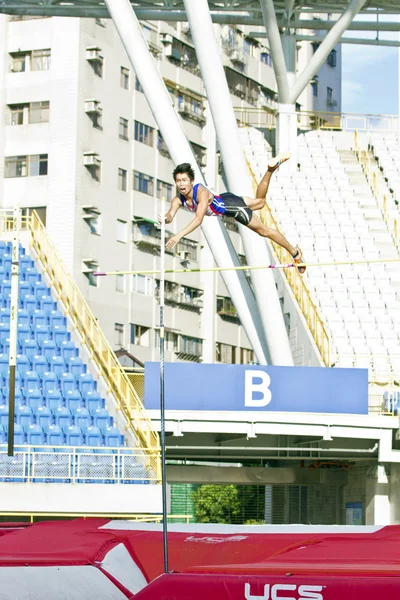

{"left": 341, "top": 14, "right": 399, "bottom": 115}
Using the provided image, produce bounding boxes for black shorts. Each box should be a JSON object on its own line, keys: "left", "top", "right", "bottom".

{"left": 220, "top": 192, "right": 253, "bottom": 226}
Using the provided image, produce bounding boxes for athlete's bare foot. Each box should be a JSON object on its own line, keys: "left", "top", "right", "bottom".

{"left": 268, "top": 152, "right": 291, "bottom": 172}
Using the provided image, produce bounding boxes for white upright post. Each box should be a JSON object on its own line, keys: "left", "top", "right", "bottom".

{"left": 104, "top": 0, "right": 269, "bottom": 365}
{"left": 277, "top": 35, "right": 298, "bottom": 165}
{"left": 184, "top": 0, "right": 293, "bottom": 366}
{"left": 8, "top": 206, "right": 20, "bottom": 456}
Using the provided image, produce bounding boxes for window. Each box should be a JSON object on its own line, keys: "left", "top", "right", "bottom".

{"left": 21, "top": 206, "right": 47, "bottom": 226}
{"left": 311, "top": 42, "right": 320, "bottom": 54}
{"left": 114, "top": 323, "right": 124, "bottom": 347}
{"left": 327, "top": 49, "right": 337, "bottom": 68}
{"left": 327, "top": 87, "right": 333, "bottom": 105}
{"left": 116, "top": 219, "right": 128, "bottom": 243}
{"left": 130, "top": 323, "right": 150, "bottom": 346}
{"left": 178, "top": 335, "right": 202, "bottom": 357}
{"left": 156, "top": 179, "right": 173, "bottom": 202}
{"left": 82, "top": 259, "right": 99, "bottom": 287}
{"left": 134, "top": 121, "right": 154, "bottom": 146}
{"left": 216, "top": 342, "right": 236, "bottom": 363}
{"left": 8, "top": 101, "right": 50, "bottom": 125}
{"left": 260, "top": 51, "right": 272, "bottom": 66}
{"left": 83, "top": 153, "right": 101, "bottom": 182}
{"left": 29, "top": 101, "right": 50, "bottom": 124}
{"left": 116, "top": 274, "right": 125, "bottom": 293}
{"left": 120, "top": 66, "right": 130, "bottom": 89}
{"left": 89, "top": 216, "right": 101, "bottom": 235}
{"left": 135, "top": 76, "right": 144, "bottom": 93}
{"left": 157, "top": 133, "right": 170, "bottom": 158}
{"left": 217, "top": 296, "right": 238, "bottom": 319}
{"left": 240, "top": 347, "right": 255, "bottom": 364}
{"left": 119, "top": 117, "right": 129, "bottom": 140}
{"left": 311, "top": 79, "right": 319, "bottom": 97}
{"left": 190, "top": 142, "right": 206, "bottom": 167}
{"left": 10, "top": 49, "right": 51, "bottom": 73}
{"left": 132, "top": 274, "right": 153, "bottom": 295}
{"left": 133, "top": 170, "right": 154, "bottom": 195}
{"left": 4, "top": 154, "right": 48, "bottom": 178}
{"left": 118, "top": 168, "right": 127, "bottom": 191}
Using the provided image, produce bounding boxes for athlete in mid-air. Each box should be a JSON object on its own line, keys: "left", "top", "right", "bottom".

{"left": 162, "top": 153, "right": 305, "bottom": 273}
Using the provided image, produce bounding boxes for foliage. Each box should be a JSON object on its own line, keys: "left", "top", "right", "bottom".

{"left": 191, "top": 484, "right": 241, "bottom": 524}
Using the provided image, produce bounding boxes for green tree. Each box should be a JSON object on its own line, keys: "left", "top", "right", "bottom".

{"left": 192, "top": 484, "right": 241, "bottom": 524}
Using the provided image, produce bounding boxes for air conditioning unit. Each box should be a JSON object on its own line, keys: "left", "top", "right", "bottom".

{"left": 83, "top": 153, "right": 101, "bottom": 167}
{"left": 327, "top": 99, "right": 338, "bottom": 107}
{"left": 84, "top": 100, "right": 101, "bottom": 114}
{"left": 86, "top": 47, "right": 103, "bottom": 61}
{"left": 179, "top": 250, "right": 190, "bottom": 261}
{"left": 160, "top": 33, "right": 173, "bottom": 44}
{"left": 82, "top": 259, "right": 98, "bottom": 273}
{"left": 230, "top": 49, "right": 246, "bottom": 64}
{"left": 82, "top": 205, "right": 101, "bottom": 220}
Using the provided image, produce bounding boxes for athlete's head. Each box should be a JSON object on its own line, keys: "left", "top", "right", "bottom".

{"left": 173, "top": 163, "right": 195, "bottom": 195}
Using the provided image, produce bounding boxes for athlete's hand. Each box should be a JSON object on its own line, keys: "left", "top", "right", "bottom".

{"left": 166, "top": 234, "right": 182, "bottom": 250}
{"left": 158, "top": 214, "right": 172, "bottom": 224}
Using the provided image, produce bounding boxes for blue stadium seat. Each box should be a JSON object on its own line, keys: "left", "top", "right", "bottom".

{"left": 40, "top": 340, "right": 57, "bottom": 360}
{"left": 20, "top": 256, "right": 34, "bottom": 271}
{"left": 60, "top": 372, "right": 76, "bottom": 395}
{"left": 64, "top": 390, "right": 83, "bottom": 412}
{"left": 0, "top": 280, "right": 10, "bottom": 296}
{"left": 67, "top": 356, "right": 86, "bottom": 377}
{"left": 65, "top": 425, "right": 83, "bottom": 446}
{"left": 83, "top": 425, "right": 103, "bottom": 447}
{"left": 0, "top": 323, "right": 10, "bottom": 339}
{"left": 103, "top": 426, "right": 124, "bottom": 447}
{"left": 0, "top": 424, "right": 5, "bottom": 444}
{"left": 32, "top": 282, "right": 48, "bottom": 299}
{"left": 20, "top": 339, "right": 39, "bottom": 360}
{"left": 31, "top": 309, "right": 47, "bottom": 327}
{"left": 36, "top": 405, "right": 53, "bottom": 428}
{"left": 0, "top": 354, "right": 9, "bottom": 373}
{"left": 91, "top": 407, "right": 112, "bottom": 430}
{"left": 0, "top": 403, "right": 8, "bottom": 427}
{"left": 48, "top": 355, "right": 66, "bottom": 376}
{"left": 42, "top": 372, "right": 58, "bottom": 395}
{"left": 15, "top": 404, "right": 33, "bottom": 427}
{"left": 0, "top": 308, "right": 10, "bottom": 324}
{"left": 6, "top": 423, "right": 25, "bottom": 446}
{"left": 16, "top": 354, "right": 31, "bottom": 373}
{"left": 39, "top": 296, "right": 57, "bottom": 313}
{"left": 17, "top": 309, "right": 30, "bottom": 325}
{"left": 58, "top": 340, "right": 77, "bottom": 361}
{"left": 2, "top": 254, "right": 11, "bottom": 273}
{"left": 22, "top": 295, "right": 39, "bottom": 312}
{"left": 24, "top": 268, "right": 41, "bottom": 285}
{"left": 18, "top": 282, "right": 31, "bottom": 299}
{"left": 77, "top": 372, "right": 96, "bottom": 394}
{"left": 31, "top": 354, "right": 48, "bottom": 376}
{"left": 49, "top": 310, "right": 66, "bottom": 328}
{"left": 25, "top": 388, "right": 44, "bottom": 412}
{"left": 52, "top": 326, "right": 70, "bottom": 345}
{"left": 84, "top": 390, "right": 104, "bottom": 411}
{"left": 0, "top": 241, "right": 8, "bottom": 255}
{"left": 1, "top": 384, "right": 24, "bottom": 402}
{"left": 44, "top": 424, "right": 64, "bottom": 446}
{"left": 46, "top": 389, "right": 63, "bottom": 411}
{"left": 25, "top": 423, "right": 45, "bottom": 446}
{"left": 32, "top": 324, "right": 50, "bottom": 345}
{"left": 23, "top": 370, "right": 41, "bottom": 391}
{"left": 52, "top": 406, "right": 72, "bottom": 429}
{"left": 74, "top": 407, "right": 91, "bottom": 428}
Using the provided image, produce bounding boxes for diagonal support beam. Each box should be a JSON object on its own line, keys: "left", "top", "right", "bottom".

{"left": 259, "top": 0, "right": 291, "bottom": 104}
{"left": 288, "top": 0, "right": 368, "bottom": 104}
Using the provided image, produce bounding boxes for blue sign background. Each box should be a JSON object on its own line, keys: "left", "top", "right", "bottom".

{"left": 144, "top": 363, "right": 368, "bottom": 414}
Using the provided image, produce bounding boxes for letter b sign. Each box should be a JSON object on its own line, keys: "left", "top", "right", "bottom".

{"left": 244, "top": 370, "right": 272, "bottom": 408}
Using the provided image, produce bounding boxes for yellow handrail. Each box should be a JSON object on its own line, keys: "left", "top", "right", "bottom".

{"left": 27, "top": 213, "right": 161, "bottom": 476}
{"left": 354, "top": 133, "right": 400, "bottom": 255}
{"left": 246, "top": 162, "right": 331, "bottom": 367}
{"left": 0, "top": 512, "right": 193, "bottom": 523}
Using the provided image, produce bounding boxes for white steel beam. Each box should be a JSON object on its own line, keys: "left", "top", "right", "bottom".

{"left": 289, "top": 0, "right": 368, "bottom": 104}
{"left": 297, "top": 34, "right": 400, "bottom": 48}
{"left": 259, "top": 0, "right": 290, "bottom": 104}
{"left": 103, "top": 0, "right": 270, "bottom": 365}
{"left": 184, "top": 0, "right": 293, "bottom": 366}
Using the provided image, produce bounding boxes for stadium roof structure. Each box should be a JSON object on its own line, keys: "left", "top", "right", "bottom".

{"left": 1, "top": 0, "right": 400, "bottom": 22}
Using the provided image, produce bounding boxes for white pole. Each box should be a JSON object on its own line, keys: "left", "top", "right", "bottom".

{"left": 8, "top": 206, "right": 20, "bottom": 456}
{"left": 159, "top": 198, "right": 168, "bottom": 572}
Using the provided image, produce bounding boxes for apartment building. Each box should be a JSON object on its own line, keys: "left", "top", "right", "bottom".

{"left": 0, "top": 15, "right": 342, "bottom": 365}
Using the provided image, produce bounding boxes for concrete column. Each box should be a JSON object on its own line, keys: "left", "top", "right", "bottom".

{"left": 276, "top": 35, "right": 297, "bottom": 166}
{"left": 365, "top": 463, "right": 391, "bottom": 525}
{"left": 389, "top": 463, "right": 400, "bottom": 524}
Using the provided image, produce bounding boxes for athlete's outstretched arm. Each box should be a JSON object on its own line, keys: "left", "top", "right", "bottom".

{"left": 159, "top": 196, "right": 182, "bottom": 225}
{"left": 166, "top": 188, "right": 209, "bottom": 250}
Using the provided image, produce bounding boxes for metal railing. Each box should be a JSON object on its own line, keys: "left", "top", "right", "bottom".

{"left": 24, "top": 213, "right": 160, "bottom": 476}
{"left": 354, "top": 130, "right": 400, "bottom": 253}
{"left": 245, "top": 162, "right": 331, "bottom": 366}
{"left": 234, "top": 107, "right": 400, "bottom": 133}
{"left": 0, "top": 445, "right": 160, "bottom": 484}
{"left": 0, "top": 511, "right": 192, "bottom": 523}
